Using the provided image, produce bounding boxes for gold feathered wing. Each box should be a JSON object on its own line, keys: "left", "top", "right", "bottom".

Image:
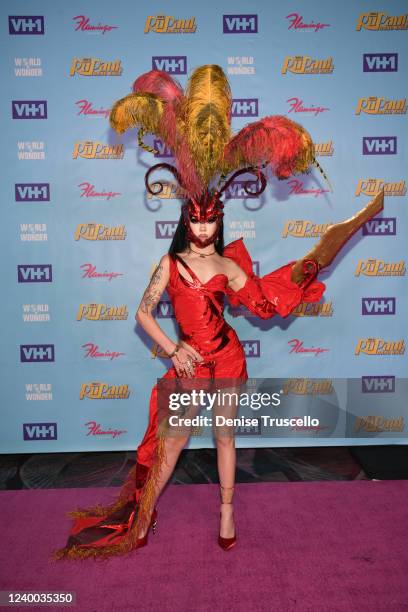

{"left": 109, "top": 92, "right": 165, "bottom": 139}
{"left": 183, "top": 65, "right": 232, "bottom": 186}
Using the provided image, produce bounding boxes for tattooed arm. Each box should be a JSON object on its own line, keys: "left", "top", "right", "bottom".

{"left": 135, "top": 254, "right": 176, "bottom": 356}
{"left": 136, "top": 254, "right": 204, "bottom": 375}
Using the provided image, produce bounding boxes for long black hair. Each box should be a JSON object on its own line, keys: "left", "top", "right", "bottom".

{"left": 168, "top": 213, "right": 225, "bottom": 256}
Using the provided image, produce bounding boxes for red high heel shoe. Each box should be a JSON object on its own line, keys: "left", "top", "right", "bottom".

{"left": 218, "top": 487, "right": 236, "bottom": 551}
{"left": 218, "top": 531, "right": 237, "bottom": 551}
{"left": 91, "top": 506, "right": 158, "bottom": 550}
{"left": 134, "top": 507, "right": 158, "bottom": 549}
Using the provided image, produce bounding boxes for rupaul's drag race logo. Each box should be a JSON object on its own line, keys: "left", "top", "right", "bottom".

{"left": 355, "top": 97, "right": 406, "bottom": 115}
{"left": 72, "top": 15, "right": 118, "bottom": 34}
{"left": 79, "top": 382, "right": 130, "bottom": 399}
{"left": 73, "top": 141, "right": 124, "bottom": 160}
{"left": 281, "top": 56, "right": 334, "bottom": 74}
{"left": 70, "top": 58, "right": 122, "bottom": 76}
{"left": 81, "top": 343, "right": 125, "bottom": 361}
{"left": 291, "top": 302, "right": 333, "bottom": 317}
{"left": 285, "top": 13, "right": 330, "bottom": 32}
{"left": 314, "top": 140, "right": 334, "bottom": 156}
{"left": 74, "top": 223, "right": 126, "bottom": 240}
{"left": 355, "top": 259, "right": 405, "bottom": 277}
{"left": 282, "top": 220, "right": 331, "bottom": 238}
{"left": 281, "top": 379, "right": 333, "bottom": 395}
{"left": 144, "top": 15, "right": 196, "bottom": 33}
{"left": 76, "top": 304, "right": 128, "bottom": 321}
{"left": 355, "top": 179, "right": 406, "bottom": 196}
{"left": 354, "top": 338, "right": 405, "bottom": 356}
{"left": 80, "top": 264, "right": 124, "bottom": 281}
{"left": 287, "top": 98, "right": 330, "bottom": 116}
{"left": 85, "top": 422, "right": 127, "bottom": 438}
{"left": 356, "top": 12, "right": 408, "bottom": 31}
{"left": 354, "top": 416, "right": 404, "bottom": 433}
{"left": 75, "top": 100, "right": 111, "bottom": 119}
{"left": 78, "top": 182, "right": 121, "bottom": 200}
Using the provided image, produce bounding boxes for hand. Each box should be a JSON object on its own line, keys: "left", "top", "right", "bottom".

{"left": 291, "top": 258, "right": 319, "bottom": 288}
{"left": 172, "top": 341, "right": 203, "bottom": 378}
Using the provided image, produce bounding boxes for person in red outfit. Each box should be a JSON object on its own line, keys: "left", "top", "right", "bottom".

{"left": 51, "top": 65, "right": 383, "bottom": 561}
{"left": 52, "top": 197, "right": 325, "bottom": 561}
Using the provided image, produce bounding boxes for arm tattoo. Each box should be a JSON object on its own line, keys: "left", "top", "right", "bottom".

{"left": 140, "top": 263, "right": 164, "bottom": 314}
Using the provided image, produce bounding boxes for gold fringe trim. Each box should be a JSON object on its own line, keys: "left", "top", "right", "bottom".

{"left": 133, "top": 429, "right": 167, "bottom": 538}
{"left": 50, "top": 425, "right": 169, "bottom": 561}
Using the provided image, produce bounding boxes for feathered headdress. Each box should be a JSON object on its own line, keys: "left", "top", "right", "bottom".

{"left": 109, "top": 64, "right": 330, "bottom": 204}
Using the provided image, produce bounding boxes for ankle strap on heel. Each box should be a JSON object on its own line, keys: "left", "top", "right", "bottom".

{"left": 219, "top": 485, "right": 235, "bottom": 504}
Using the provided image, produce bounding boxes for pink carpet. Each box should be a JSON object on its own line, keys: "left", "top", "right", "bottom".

{"left": 1, "top": 481, "right": 407, "bottom": 611}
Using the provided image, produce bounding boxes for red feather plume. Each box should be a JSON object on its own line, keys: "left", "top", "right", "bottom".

{"left": 224, "top": 115, "right": 314, "bottom": 179}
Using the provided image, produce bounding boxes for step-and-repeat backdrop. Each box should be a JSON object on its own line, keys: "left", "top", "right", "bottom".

{"left": 1, "top": 1, "right": 407, "bottom": 452}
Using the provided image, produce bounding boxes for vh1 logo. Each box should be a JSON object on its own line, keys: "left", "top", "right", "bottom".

{"left": 361, "top": 297, "right": 396, "bottom": 315}
{"left": 362, "top": 137, "right": 396, "bottom": 155}
{"left": 15, "top": 183, "right": 50, "bottom": 201}
{"left": 363, "top": 53, "right": 398, "bottom": 72}
{"left": 9, "top": 16, "right": 44, "bottom": 35}
{"left": 156, "top": 300, "right": 175, "bottom": 318}
{"left": 241, "top": 340, "right": 260, "bottom": 357}
{"left": 12, "top": 100, "right": 47, "bottom": 119}
{"left": 231, "top": 99, "right": 258, "bottom": 117}
{"left": 155, "top": 221, "right": 178, "bottom": 239}
{"left": 362, "top": 217, "right": 396, "bottom": 236}
{"left": 361, "top": 375, "right": 395, "bottom": 393}
{"left": 152, "top": 56, "right": 187, "bottom": 74}
{"left": 20, "top": 344, "right": 55, "bottom": 362}
{"left": 23, "top": 423, "right": 57, "bottom": 440}
{"left": 18, "top": 264, "right": 52, "bottom": 282}
{"left": 223, "top": 14, "right": 258, "bottom": 33}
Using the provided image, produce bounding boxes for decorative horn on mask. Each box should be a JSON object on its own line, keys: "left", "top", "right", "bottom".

{"left": 144, "top": 163, "right": 184, "bottom": 196}
{"left": 218, "top": 166, "right": 267, "bottom": 197}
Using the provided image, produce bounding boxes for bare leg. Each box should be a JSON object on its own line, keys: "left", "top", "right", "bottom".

{"left": 216, "top": 436, "right": 236, "bottom": 538}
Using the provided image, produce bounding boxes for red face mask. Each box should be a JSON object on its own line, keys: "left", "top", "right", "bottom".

{"left": 182, "top": 192, "right": 224, "bottom": 247}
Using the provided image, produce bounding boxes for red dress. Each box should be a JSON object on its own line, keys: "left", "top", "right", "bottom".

{"left": 52, "top": 238, "right": 325, "bottom": 561}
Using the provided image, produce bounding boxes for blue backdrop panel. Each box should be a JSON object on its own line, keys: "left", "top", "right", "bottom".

{"left": 1, "top": 1, "right": 407, "bottom": 451}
